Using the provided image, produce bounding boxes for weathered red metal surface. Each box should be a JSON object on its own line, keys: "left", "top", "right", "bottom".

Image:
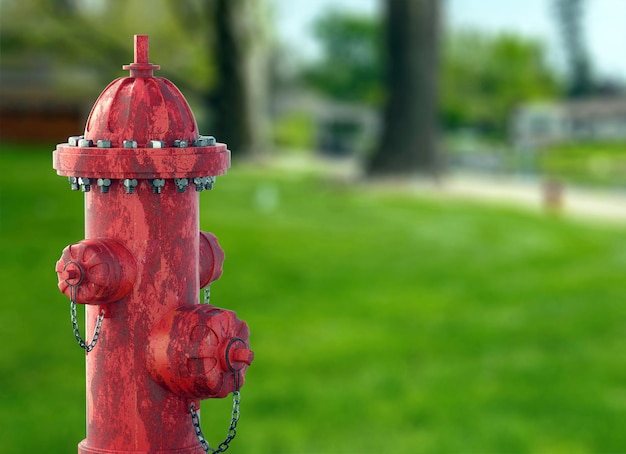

{"left": 52, "top": 36, "right": 230, "bottom": 179}
{"left": 53, "top": 35, "right": 252, "bottom": 454}
{"left": 91, "top": 33, "right": 187, "bottom": 148}
{"left": 82, "top": 181, "right": 203, "bottom": 453}
{"left": 199, "top": 231, "right": 225, "bottom": 288}
{"left": 56, "top": 239, "right": 136, "bottom": 305}
{"left": 52, "top": 145, "right": 231, "bottom": 180}
{"left": 147, "top": 304, "right": 253, "bottom": 399}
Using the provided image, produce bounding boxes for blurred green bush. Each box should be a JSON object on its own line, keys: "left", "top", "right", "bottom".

{"left": 539, "top": 141, "right": 626, "bottom": 187}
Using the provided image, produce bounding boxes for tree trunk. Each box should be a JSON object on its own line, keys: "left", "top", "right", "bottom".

{"left": 553, "top": 0, "right": 592, "bottom": 98}
{"left": 210, "top": 0, "right": 269, "bottom": 158}
{"left": 367, "top": 0, "right": 440, "bottom": 176}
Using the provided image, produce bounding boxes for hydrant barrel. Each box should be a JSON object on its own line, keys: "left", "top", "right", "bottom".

{"left": 53, "top": 35, "right": 252, "bottom": 454}
{"left": 81, "top": 182, "right": 203, "bottom": 452}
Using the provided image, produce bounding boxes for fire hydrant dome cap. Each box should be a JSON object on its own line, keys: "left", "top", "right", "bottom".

{"left": 53, "top": 35, "right": 230, "bottom": 179}
{"left": 84, "top": 34, "right": 198, "bottom": 148}
{"left": 84, "top": 76, "right": 199, "bottom": 148}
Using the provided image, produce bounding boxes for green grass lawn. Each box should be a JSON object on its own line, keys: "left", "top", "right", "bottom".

{"left": 1, "top": 143, "right": 626, "bottom": 453}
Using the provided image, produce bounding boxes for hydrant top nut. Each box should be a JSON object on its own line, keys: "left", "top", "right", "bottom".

{"left": 60, "top": 261, "right": 84, "bottom": 286}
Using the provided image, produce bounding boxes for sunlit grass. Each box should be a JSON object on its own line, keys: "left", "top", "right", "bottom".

{"left": 540, "top": 141, "right": 626, "bottom": 187}
{"left": 1, "top": 144, "right": 625, "bottom": 453}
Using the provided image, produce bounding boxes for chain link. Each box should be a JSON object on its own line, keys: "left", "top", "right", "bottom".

{"left": 190, "top": 389, "right": 241, "bottom": 454}
{"left": 203, "top": 286, "right": 211, "bottom": 304}
{"left": 70, "top": 301, "right": 104, "bottom": 352}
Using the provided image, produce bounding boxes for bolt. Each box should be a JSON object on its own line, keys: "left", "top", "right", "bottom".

{"left": 123, "top": 140, "right": 138, "bottom": 148}
{"left": 174, "top": 178, "right": 188, "bottom": 193}
{"left": 174, "top": 139, "right": 188, "bottom": 148}
{"left": 150, "top": 140, "right": 165, "bottom": 148}
{"left": 193, "top": 136, "right": 209, "bottom": 147}
{"left": 151, "top": 178, "right": 165, "bottom": 193}
{"left": 123, "top": 178, "right": 138, "bottom": 194}
{"left": 79, "top": 177, "right": 92, "bottom": 192}
{"left": 193, "top": 177, "right": 204, "bottom": 192}
{"left": 68, "top": 135, "right": 84, "bottom": 146}
{"left": 207, "top": 136, "right": 216, "bottom": 146}
{"left": 61, "top": 261, "right": 83, "bottom": 286}
{"left": 78, "top": 139, "right": 94, "bottom": 147}
{"left": 68, "top": 176, "right": 79, "bottom": 191}
{"left": 97, "top": 178, "right": 112, "bottom": 193}
{"left": 205, "top": 176, "right": 216, "bottom": 190}
{"left": 97, "top": 140, "right": 112, "bottom": 148}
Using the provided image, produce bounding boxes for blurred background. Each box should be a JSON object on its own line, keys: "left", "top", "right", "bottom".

{"left": 1, "top": 0, "right": 626, "bottom": 452}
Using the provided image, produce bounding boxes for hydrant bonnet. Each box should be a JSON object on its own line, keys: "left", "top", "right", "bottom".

{"left": 53, "top": 34, "right": 230, "bottom": 180}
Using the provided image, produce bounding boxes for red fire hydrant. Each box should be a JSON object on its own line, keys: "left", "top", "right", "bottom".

{"left": 53, "top": 35, "right": 253, "bottom": 453}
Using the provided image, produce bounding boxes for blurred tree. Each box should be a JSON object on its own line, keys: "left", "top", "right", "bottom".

{"left": 1, "top": 0, "right": 271, "bottom": 157}
{"left": 366, "top": 0, "right": 441, "bottom": 176}
{"left": 166, "top": 0, "right": 271, "bottom": 157}
{"left": 442, "top": 30, "right": 560, "bottom": 136}
{"left": 53, "top": 0, "right": 77, "bottom": 15}
{"left": 0, "top": 0, "right": 211, "bottom": 91}
{"left": 306, "top": 10, "right": 560, "bottom": 143}
{"left": 304, "top": 12, "right": 383, "bottom": 106}
{"left": 553, "top": 0, "right": 593, "bottom": 97}
{"left": 209, "top": 0, "right": 271, "bottom": 157}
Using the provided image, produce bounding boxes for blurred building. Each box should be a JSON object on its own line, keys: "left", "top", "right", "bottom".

{"left": 512, "top": 98, "right": 626, "bottom": 148}
{"left": 315, "top": 100, "right": 378, "bottom": 156}
{"left": 0, "top": 63, "right": 98, "bottom": 143}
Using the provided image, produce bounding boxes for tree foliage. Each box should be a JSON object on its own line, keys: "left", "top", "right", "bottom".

{"left": 304, "top": 11, "right": 383, "bottom": 106}
{"left": 0, "top": 0, "right": 213, "bottom": 93}
{"left": 442, "top": 30, "right": 560, "bottom": 136}
{"left": 0, "top": 0, "right": 270, "bottom": 156}
{"left": 304, "top": 12, "right": 561, "bottom": 138}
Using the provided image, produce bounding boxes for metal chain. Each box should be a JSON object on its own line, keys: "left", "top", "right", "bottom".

{"left": 70, "top": 301, "right": 104, "bottom": 352}
{"left": 193, "top": 287, "right": 243, "bottom": 452}
{"left": 190, "top": 388, "right": 241, "bottom": 454}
